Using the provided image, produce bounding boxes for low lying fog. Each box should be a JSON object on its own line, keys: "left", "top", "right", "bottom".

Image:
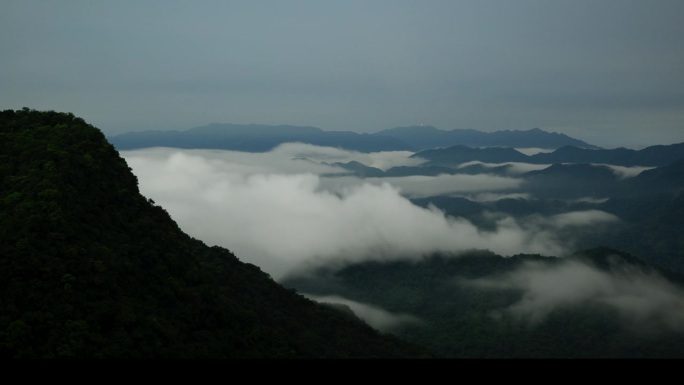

{"left": 121, "top": 144, "right": 684, "bottom": 335}
{"left": 463, "top": 258, "right": 684, "bottom": 335}
{"left": 122, "top": 144, "right": 620, "bottom": 280}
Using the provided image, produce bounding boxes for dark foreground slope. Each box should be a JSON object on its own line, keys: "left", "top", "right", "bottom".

{"left": 0, "top": 108, "right": 433, "bottom": 359}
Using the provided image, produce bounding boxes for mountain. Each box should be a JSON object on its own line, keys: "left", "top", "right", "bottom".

{"left": 281, "top": 248, "right": 684, "bottom": 358}
{"left": 619, "top": 157, "right": 684, "bottom": 196}
{"left": 529, "top": 143, "right": 684, "bottom": 167}
{"left": 374, "top": 126, "right": 600, "bottom": 150}
{"left": 108, "top": 124, "right": 601, "bottom": 153}
{"left": 411, "top": 145, "right": 531, "bottom": 165}
{"left": 413, "top": 143, "right": 684, "bottom": 168}
{"left": 109, "top": 123, "right": 415, "bottom": 152}
{"left": 620, "top": 191, "right": 684, "bottom": 272}
{"left": 597, "top": 172, "right": 684, "bottom": 272}
{"left": 520, "top": 163, "right": 622, "bottom": 199}
{"left": 0, "top": 108, "right": 434, "bottom": 358}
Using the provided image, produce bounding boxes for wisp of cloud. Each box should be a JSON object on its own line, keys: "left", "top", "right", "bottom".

{"left": 304, "top": 294, "right": 423, "bottom": 333}
{"left": 465, "top": 258, "right": 684, "bottom": 335}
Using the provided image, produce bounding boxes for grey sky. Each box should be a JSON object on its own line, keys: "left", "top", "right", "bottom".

{"left": 2, "top": 0, "right": 684, "bottom": 148}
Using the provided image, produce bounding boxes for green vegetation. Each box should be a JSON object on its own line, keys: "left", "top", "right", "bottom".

{"left": 0, "top": 108, "right": 434, "bottom": 358}
{"left": 282, "top": 249, "right": 684, "bottom": 358}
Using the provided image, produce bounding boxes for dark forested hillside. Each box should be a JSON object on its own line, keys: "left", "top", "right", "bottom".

{"left": 0, "top": 108, "right": 433, "bottom": 358}
{"left": 282, "top": 248, "right": 684, "bottom": 358}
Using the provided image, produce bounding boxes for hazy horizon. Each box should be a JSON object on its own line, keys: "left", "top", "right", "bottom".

{"left": 3, "top": 1, "right": 684, "bottom": 149}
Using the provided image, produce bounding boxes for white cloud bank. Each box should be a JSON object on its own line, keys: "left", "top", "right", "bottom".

{"left": 123, "top": 146, "right": 619, "bottom": 280}
{"left": 364, "top": 174, "right": 522, "bottom": 198}
{"left": 271, "top": 143, "right": 425, "bottom": 171}
{"left": 466, "top": 258, "right": 684, "bottom": 335}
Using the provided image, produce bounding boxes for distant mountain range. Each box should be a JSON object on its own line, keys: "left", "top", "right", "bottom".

{"left": 108, "top": 124, "right": 600, "bottom": 152}
{"left": 412, "top": 142, "right": 684, "bottom": 167}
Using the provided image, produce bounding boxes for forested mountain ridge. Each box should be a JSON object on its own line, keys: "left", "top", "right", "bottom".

{"left": 0, "top": 108, "right": 434, "bottom": 358}
{"left": 413, "top": 142, "right": 684, "bottom": 168}
{"left": 282, "top": 247, "right": 684, "bottom": 358}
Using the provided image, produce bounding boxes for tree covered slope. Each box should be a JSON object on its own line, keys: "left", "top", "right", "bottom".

{"left": 282, "top": 248, "right": 684, "bottom": 358}
{"left": 0, "top": 108, "right": 433, "bottom": 358}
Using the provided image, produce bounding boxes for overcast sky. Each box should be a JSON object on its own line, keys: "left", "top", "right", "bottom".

{"left": 3, "top": 0, "right": 684, "bottom": 148}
